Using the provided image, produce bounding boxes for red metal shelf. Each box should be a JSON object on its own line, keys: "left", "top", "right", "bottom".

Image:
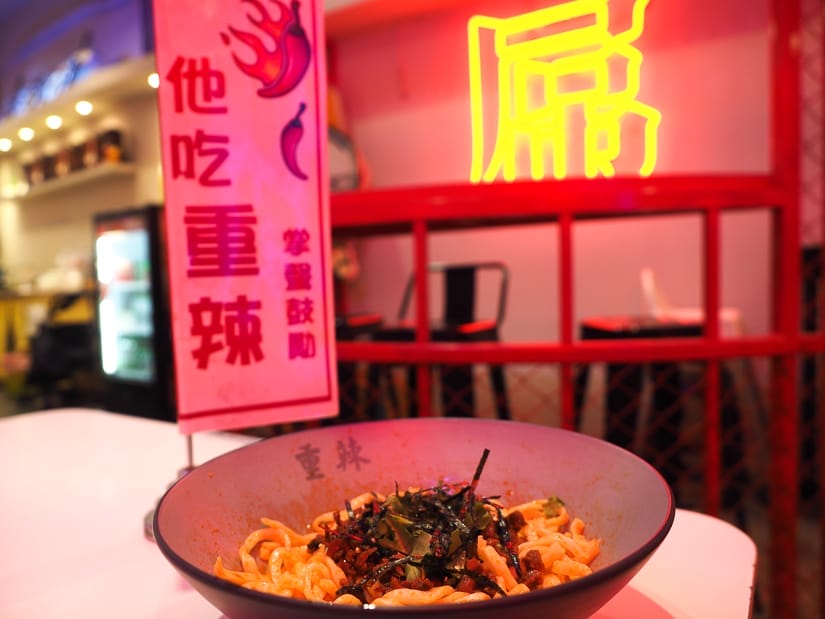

{"left": 331, "top": 174, "right": 787, "bottom": 235}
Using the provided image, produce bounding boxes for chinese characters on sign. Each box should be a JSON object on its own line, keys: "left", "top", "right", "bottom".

{"left": 152, "top": 0, "right": 336, "bottom": 433}
{"left": 283, "top": 228, "right": 317, "bottom": 360}
{"left": 468, "top": 0, "right": 660, "bottom": 182}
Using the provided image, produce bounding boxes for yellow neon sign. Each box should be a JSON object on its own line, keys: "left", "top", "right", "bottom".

{"left": 468, "top": 0, "right": 661, "bottom": 182}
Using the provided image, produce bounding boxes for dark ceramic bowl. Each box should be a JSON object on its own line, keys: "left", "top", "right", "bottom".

{"left": 154, "top": 418, "right": 674, "bottom": 619}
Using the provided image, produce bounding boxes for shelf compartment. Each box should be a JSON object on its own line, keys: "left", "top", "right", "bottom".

{"left": 18, "top": 162, "right": 136, "bottom": 200}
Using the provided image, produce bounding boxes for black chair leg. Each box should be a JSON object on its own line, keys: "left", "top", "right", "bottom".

{"left": 440, "top": 364, "right": 475, "bottom": 417}
{"left": 605, "top": 362, "right": 643, "bottom": 451}
{"left": 489, "top": 365, "right": 510, "bottom": 420}
{"left": 365, "top": 363, "right": 394, "bottom": 419}
{"left": 720, "top": 364, "right": 748, "bottom": 525}
{"left": 648, "top": 362, "right": 685, "bottom": 493}
{"left": 573, "top": 363, "right": 591, "bottom": 431}
{"left": 337, "top": 362, "right": 358, "bottom": 423}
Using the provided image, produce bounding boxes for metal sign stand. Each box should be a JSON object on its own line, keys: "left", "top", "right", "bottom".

{"left": 143, "top": 433, "right": 195, "bottom": 542}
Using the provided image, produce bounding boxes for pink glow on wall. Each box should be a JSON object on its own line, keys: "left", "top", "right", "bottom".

{"left": 333, "top": 0, "right": 770, "bottom": 187}
{"left": 331, "top": 0, "right": 773, "bottom": 345}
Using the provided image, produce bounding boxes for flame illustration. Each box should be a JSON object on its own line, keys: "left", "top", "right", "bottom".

{"left": 222, "top": 0, "right": 311, "bottom": 98}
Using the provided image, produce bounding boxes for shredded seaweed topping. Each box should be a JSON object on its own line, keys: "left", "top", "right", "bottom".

{"left": 313, "top": 448, "right": 535, "bottom": 603}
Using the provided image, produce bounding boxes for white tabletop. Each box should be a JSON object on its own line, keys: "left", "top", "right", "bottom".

{"left": 0, "top": 409, "right": 757, "bottom": 619}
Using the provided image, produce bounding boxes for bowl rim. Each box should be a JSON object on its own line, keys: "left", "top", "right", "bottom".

{"left": 154, "top": 417, "right": 676, "bottom": 616}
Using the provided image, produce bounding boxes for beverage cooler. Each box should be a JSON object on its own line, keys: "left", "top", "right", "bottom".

{"left": 93, "top": 205, "right": 175, "bottom": 420}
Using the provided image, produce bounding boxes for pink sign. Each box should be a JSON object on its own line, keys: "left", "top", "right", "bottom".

{"left": 152, "top": 0, "right": 337, "bottom": 433}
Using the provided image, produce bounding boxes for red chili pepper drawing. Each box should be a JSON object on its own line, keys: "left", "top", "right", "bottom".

{"left": 281, "top": 102, "right": 308, "bottom": 180}
{"left": 222, "top": 0, "right": 311, "bottom": 99}
{"left": 258, "top": 1, "right": 311, "bottom": 98}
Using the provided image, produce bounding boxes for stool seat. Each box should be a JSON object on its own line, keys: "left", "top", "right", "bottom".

{"left": 336, "top": 312, "right": 383, "bottom": 336}
{"left": 581, "top": 315, "right": 702, "bottom": 339}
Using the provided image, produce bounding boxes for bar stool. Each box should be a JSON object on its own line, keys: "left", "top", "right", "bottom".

{"left": 575, "top": 268, "right": 760, "bottom": 522}
{"left": 638, "top": 266, "right": 762, "bottom": 516}
{"left": 368, "top": 262, "right": 511, "bottom": 419}
{"left": 573, "top": 315, "right": 701, "bottom": 488}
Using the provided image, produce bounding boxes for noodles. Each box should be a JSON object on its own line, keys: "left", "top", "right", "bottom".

{"left": 214, "top": 490, "right": 601, "bottom": 607}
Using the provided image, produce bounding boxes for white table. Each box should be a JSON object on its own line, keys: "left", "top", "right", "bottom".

{"left": 0, "top": 409, "right": 757, "bottom": 618}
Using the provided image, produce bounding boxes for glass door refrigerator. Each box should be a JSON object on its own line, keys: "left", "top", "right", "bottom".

{"left": 93, "top": 204, "right": 175, "bottom": 420}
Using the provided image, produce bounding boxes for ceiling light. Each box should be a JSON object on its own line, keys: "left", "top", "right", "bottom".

{"left": 0, "top": 138, "right": 12, "bottom": 152}
{"left": 46, "top": 115, "right": 63, "bottom": 130}
{"left": 75, "top": 100, "right": 93, "bottom": 116}
{"left": 17, "top": 127, "right": 34, "bottom": 142}
{"left": 147, "top": 72, "right": 160, "bottom": 88}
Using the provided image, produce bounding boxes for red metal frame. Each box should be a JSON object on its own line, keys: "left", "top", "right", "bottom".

{"left": 821, "top": 1, "right": 825, "bottom": 599}
{"left": 332, "top": 175, "right": 787, "bottom": 233}
{"left": 769, "top": 2, "right": 801, "bottom": 616}
{"left": 331, "top": 2, "right": 810, "bottom": 617}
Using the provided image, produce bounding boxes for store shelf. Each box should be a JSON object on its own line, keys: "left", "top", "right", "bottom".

{"left": 17, "top": 162, "right": 136, "bottom": 201}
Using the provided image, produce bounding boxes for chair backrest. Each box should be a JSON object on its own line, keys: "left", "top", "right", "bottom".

{"left": 397, "top": 262, "right": 509, "bottom": 327}
{"left": 640, "top": 266, "right": 672, "bottom": 319}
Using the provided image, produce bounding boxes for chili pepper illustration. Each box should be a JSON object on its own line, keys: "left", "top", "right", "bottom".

{"left": 222, "top": 0, "right": 311, "bottom": 99}
{"left": 258, "top": 1, "right": 311, "bottom": 98}
{"left": 281, "top": 102, "right": 308, "bottom": 180}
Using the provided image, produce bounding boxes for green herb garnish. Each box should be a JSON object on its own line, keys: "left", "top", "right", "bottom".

{"left": 315, "top": 449, "right": 511, "bottom": 602}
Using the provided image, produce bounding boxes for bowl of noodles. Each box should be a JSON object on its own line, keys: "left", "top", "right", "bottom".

{"left": 153, "top": 418, "right": 674, "bottom": 619}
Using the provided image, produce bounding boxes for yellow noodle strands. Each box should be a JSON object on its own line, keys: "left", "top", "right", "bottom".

{"left": 214, "top": 495, "right": 599, "bottom": 606}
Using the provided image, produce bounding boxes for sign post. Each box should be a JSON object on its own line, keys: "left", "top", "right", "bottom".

{"left": 152, "top": 0, "right": 336, "bottom": 434}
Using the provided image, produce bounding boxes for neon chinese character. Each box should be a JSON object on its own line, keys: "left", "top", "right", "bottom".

{"left": 283, "top": 228, "right": 311, "bottom": 256}
{"left": 170, "top": 130, "right": 231, "bottom": 186}
{"left": 185, "top": 204, "right": 260, "bottom": 277}
{"left": 284, "top": 262, "right": 312, "bottom": 291}
{"left": 336, "top": 437, "right": 370, "bottom": 472}
{"left": 166, "top": 56, "right": 228, "bottom": 114}
{"left": 288, "top": 332, "right": 316, "bottom": 359}
{"left": 295, "top": 443, "right": 324, "bottom": 480}
{"left": 468, "top": 0, "right": 661, "bottom": 182}
{"left": 189, "top": 295, "right": 264, "bottom": 368}
{"left": 286, "top": 297, "right": 314, "bottom": 325}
